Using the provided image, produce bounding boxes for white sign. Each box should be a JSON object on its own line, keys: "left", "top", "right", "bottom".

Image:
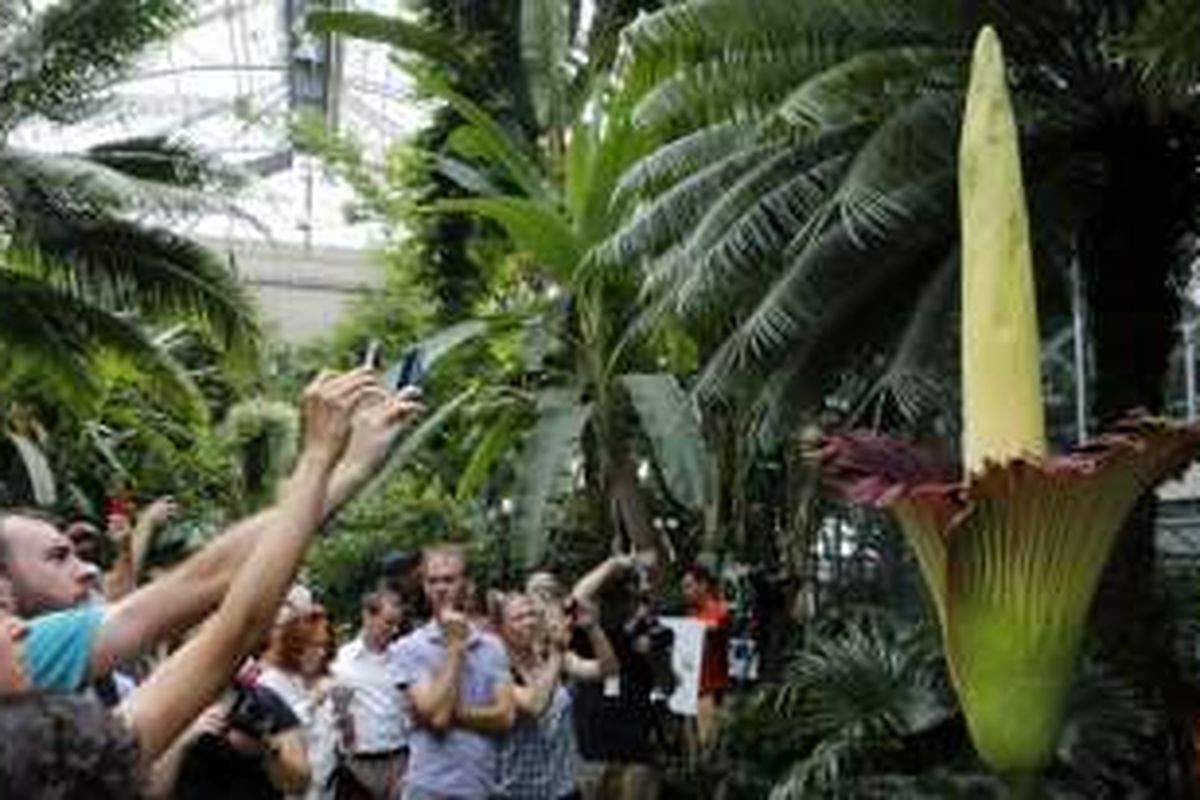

{"left": 657, "top": 616, "right": 706, "bottom": 716}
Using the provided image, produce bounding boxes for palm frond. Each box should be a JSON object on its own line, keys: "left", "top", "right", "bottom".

{"left": 24, "top": 222, "right": 260, "bottom": 358}
{"left": 1122, "top": 0, "right": 1200, "bottom": 94}
{"left": 306, "top": 9, "right": 471, "bottom": 74}
{"left": 85, "top": 136, "right": 243, "bottom": 190}
{"left": 598, "top": 142, "right": 787, "bottom": 268}
{"left": 851, "top": 252, "right": 959, "bottom": 429}
{"left": 520, "top": 0, "right": 576, "bottom": 131}
{"left": 5, "top": 432, "right": 57, "bottom": 506}
{"left": 774, "top": 47, "right": 963, "bottom": 134}
{"left": 512, "top": 388, "right": 591, "bottom": 568}
{"left": 0, "top": 0, "right": 188, "bottom": 128}
{"left": 669, "top": 150, "right": 852, "bottom": 323}
{"left": 430, "top": 197, "right": 582, "bottom": 281}
{"left": 422, "top": 76, "right": 551, "bottom": 202}
{"left": 631, "top": 40, "right": 842, "bottom": 134}
{"left": 0, "top": 149, "right": 251, "bottom": 223}
{"left": 618, "top": 0, "right": 961, "bottom": 103}
{"left": 621, "top": 373, "right": 711, "bottom": 511}
{"left": 756, "top": 613, "right": 952, "bottom": 795}
{"left": 0, "top": 259, "right": 202, "bottom": 417}
{"left": 614, "top": 120, "right": 752, "bottom": 205}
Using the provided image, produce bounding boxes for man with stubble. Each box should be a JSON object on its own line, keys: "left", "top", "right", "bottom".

{"left": 390, "top": 545, "right": 515, "bottom": 800}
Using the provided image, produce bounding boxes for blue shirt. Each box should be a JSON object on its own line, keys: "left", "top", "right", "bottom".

{"left": 24, "top": 606, "right": 105, "bottom": 691}
{"left": 392, "top": 621, "right": 510, "bottom": 799}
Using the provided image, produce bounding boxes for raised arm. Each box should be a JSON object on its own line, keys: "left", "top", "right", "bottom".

{"left": 88, "top": 387, "right": 420, "bottom": 679}
{"left": 563, "top": 598, "right": 618, "bottom": 682}
{"left": 570, "top": 555, "right": 632, "bottom": 604}
{"left": 103, "top": 498, "right": 176, "bottom": 602}
{"left": 512, "top": 650, "right": 563, "bottom": 717}
{"left": 119, "top": 371, "right": 392, "bottom": 763}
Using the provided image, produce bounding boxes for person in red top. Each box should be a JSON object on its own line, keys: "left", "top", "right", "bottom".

{"left": 681, "top": 563, "right": 730, "bottom": 752}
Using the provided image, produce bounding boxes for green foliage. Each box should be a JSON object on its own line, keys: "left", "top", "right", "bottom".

{"left": 221, "top": 399, "right": 299, "bottom": 512}
{"left": 621, "top": 373, "right": 710, "bottom": 511}
{"left": 0, "top": 2, "right": 261, "bottom": 497}
{"left": 607, "top": 0, "right": 1200, "bottom": 453}
{"left": 0, "top": 0, "right": 189, "bottom": 127}
{"left": 2, "top": 431, "right": 56, "bottom": 506}
{"left": 0, "top": 253, "right": 208, "bottom": 416}
{"left": 723, "top": 612, "right": 1164, "bottom": 798}
{"left": 511, "top": 387, "right": 591, "bottom": 567}
{"left": 306, "top": 471, "right": 483, "bottom": 622}
{"left": 306, "top": 9, "right": 471, "bottom": 74}
{"left": 520, "top": 0, "right": 574, "bottom": 131}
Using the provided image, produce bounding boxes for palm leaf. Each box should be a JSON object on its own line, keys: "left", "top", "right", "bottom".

{"left": 422, "top": 76, "right": 551, "bottom": 202}
{"left": 520, "top": 0, "right": 575, "bottom": 131}
{"left": 27, "top": 221, "right": 260, "bottom": 358}
{"left": 621, "top": 373, "right": 711, "bottom": 511}
{"left": 1122, "top": 0, "right": 1200, "bottom": 92}
{"left": 0, "top": 261, "right": 203, "bottom": 418}
{"left": 6, "top": 432, "right": 57, "bottom": 506}
{"left": 614, "top": 120, "right": 752, "bottom": 205}
{"left": 0, "top": 149, "right": 251, "bottom": 223}
{"left": 85, "top": 136, "right": 243, "bottom": 190}
{"left": 512, "top": 388, "right": 591, "bottom": 568}
{"left": 305, "top": 9, "right": 471, "bottom": 74}
{"left": 456, "top": 410, "right": 524, "bottom": 500}
{"left": 411, "top": 318, "right": 493, "bottom": 369}
{"left": 431, "top": 197, "right": 582, "bottom": 280}
{"left": 0, "top": 0, "right": 188, "bottom": 127}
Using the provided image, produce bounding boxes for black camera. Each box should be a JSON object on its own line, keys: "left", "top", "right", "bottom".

{"left": 227, "top": 685, "right": 276, "bottom": 739}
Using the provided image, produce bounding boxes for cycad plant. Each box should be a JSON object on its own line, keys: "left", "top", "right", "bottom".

{"left": 816, "top": 28, "right": 1200, "bottom": 790}
{"left": 608, "top": 0, "right": 1200, "bottom": 445}
{"left": 731, "top": 612, "right": 1158, "bottom": 798}
{"left": 0, "top": 1, "right": 259, "bottom": 403}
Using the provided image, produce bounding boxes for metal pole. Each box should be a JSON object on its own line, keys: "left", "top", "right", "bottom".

{"left": 1185, "top": 320, "right": 1196, "bottom": 421}
{"left": 1071, "top": 257, "right": 1088, "bottom": 442}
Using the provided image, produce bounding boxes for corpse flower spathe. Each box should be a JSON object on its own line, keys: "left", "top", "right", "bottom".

{"left": 817, "top": 27, "right": 1200, "bottom": 781}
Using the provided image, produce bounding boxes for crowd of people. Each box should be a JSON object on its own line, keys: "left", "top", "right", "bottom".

{"left": 0, "top": 368, "right": 733, "bottom": 800}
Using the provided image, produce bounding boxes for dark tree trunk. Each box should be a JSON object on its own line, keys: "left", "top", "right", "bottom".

{"left": 1080, "top": 115, "right": 1195, "bottom": 798}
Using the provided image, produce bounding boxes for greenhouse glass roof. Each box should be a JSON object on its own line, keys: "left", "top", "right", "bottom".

{"left": 10, "top": 0, "right": 425, "bottom": 248}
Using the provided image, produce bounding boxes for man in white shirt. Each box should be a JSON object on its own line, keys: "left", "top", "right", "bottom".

{"left": 331, "top": 589, "right": 408, "bottom": 799}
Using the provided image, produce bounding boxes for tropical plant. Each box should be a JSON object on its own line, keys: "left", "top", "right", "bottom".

{"left": 815, "top": 28, "right": 1200, "bottom": 791}
{"left": 308, "top": 1, "right": 700, "bottom": 566}
{"left": 724, "top": 610, "right": 1160, "bottom": 799}
{"left": 0, "top": 1, "right": 259, "bottom": 403}
{"left": 608, "top": 0, "right": 1200, "bottom": 785}
{"left": 611, "top": 0, "right": 1200, "bottom": 429}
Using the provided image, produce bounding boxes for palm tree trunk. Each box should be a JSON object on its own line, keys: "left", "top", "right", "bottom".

{"left": 1080, "top": 117, "right": 1195, "bottom": 797}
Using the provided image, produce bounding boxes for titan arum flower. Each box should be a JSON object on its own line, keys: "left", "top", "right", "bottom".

{"left": 816, "top": 27, "right": 1200, "bottom": 784}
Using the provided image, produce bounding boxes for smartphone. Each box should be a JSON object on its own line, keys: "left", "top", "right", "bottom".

{"left": 385, "top": 347, "right": 425, "bottom": 392}
{"left": 360, "top": 339, "right": 382, "bottom": 370}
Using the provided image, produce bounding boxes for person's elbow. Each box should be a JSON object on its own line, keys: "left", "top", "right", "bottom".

{"left": 495, "top": 690, "right": 518, "bottom": 732}
{"left": 410, "top": 700, "right": 453, "bottom": 734}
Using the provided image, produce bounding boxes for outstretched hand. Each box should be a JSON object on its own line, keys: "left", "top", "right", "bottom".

{"left": 300, "top": 368, "right": 382, "bottom": 467}
{"left": 340, "top": 385, "right": 424, "bottom": 477}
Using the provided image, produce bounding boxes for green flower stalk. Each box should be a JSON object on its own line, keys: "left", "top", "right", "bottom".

{"left": 817, "top": 27, "right": 1200, "bottom": 784}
